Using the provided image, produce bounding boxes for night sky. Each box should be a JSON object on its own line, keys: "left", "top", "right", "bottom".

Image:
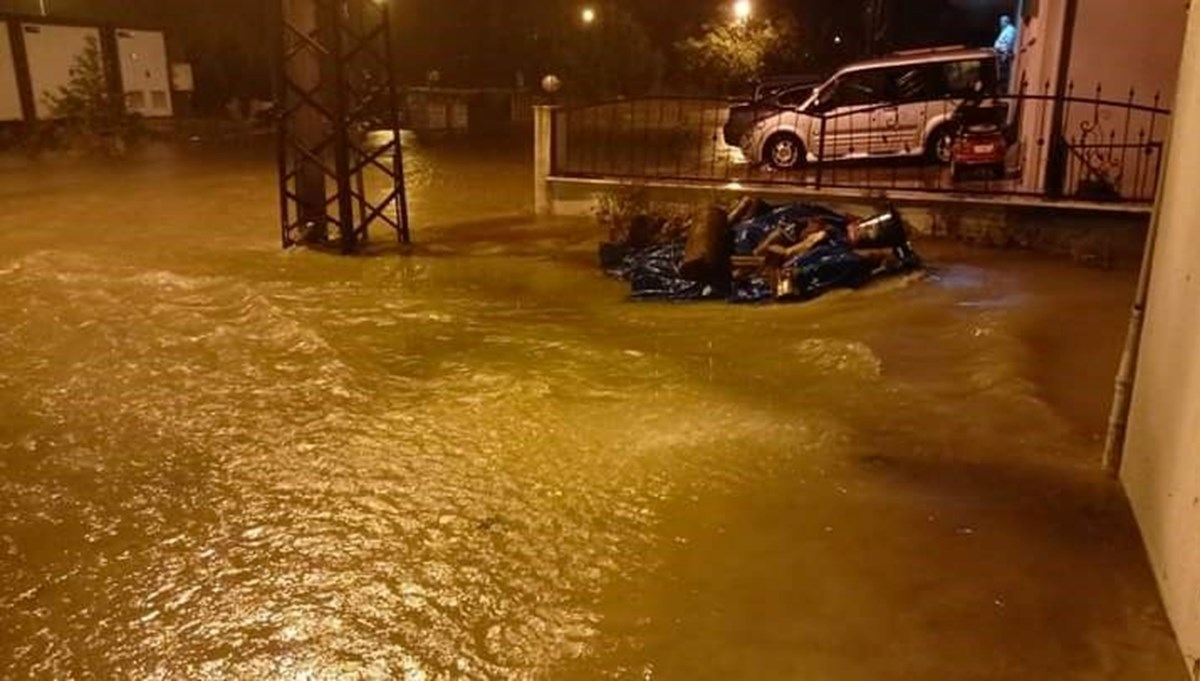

{"left": 0, "top": 0, "right": 1018, "bottom": 56}
{"left": 0, "top": 0, "right": 1018, "bottom": 101}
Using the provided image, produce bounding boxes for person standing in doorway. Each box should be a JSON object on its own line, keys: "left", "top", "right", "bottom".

{"left": 994, "top": 15, "right": 1018, "bottom": 90}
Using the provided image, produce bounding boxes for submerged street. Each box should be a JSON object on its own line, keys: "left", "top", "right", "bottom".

{"left": 0, "top": 138, "right": 1187, "bottom": 679}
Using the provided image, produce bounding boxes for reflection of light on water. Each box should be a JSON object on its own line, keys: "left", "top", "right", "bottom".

{"left": 935, "top": 265, "right": 986, "bottom": 290}
{"left": 365, "top": 129, "right": 417, "bottom": 150}
{"left": 401, "top": 656, "right": 428, "bottom": 681}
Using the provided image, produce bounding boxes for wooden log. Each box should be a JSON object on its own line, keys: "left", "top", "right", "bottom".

{"left": 730, "top": 256, "right": 766, "bottom": 269}
{"left": 752, "top": 227, "right": 790, "bottom": 258}
{"left": 848, "top": 209, "right": 907, "bottom": 249}
{"left": 680, "top": 206, "right": 731, "bottom": 284}
{"left": 728, "top": 197, "right": 769, "bottom": 225}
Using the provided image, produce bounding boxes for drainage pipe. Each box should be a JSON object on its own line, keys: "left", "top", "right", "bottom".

{"left": 1102, "top": 118, "right": 1178, "bottom": 476}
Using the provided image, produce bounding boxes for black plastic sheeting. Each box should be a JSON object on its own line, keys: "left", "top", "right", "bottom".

{"left": 610, "top": 203, "right": 921, "bottom": 304}
{"left": 621, "top": 242, "right": 713, "bottom": 300}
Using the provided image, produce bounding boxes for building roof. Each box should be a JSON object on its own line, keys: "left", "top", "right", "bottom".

{"left": 838, "top": 47, "right": 997, "bottom": 75}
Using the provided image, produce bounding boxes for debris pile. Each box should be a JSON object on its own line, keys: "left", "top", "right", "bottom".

{"left": 602, "top": 199, "right": 922, "bottom": 303}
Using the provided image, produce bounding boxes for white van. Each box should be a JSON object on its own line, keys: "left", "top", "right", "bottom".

{"left": 739, "top": 47, "right": 1001, "bottom": 169}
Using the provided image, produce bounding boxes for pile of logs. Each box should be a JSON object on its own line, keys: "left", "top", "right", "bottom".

{"left": 601, "top": 196, "right": 920, "bottom": 303}
{"left": 683, "top": 198, "right": 911, "bottom": 295}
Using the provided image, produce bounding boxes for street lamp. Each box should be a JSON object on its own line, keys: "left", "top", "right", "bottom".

{"left": 581, "top": 6, "right": 596, "bottom": 26}
{"left": 733, "top": 0, "right": 752, "bottom": 24}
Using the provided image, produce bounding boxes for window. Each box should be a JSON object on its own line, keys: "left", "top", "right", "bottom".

{"left": 826, "top": 71, "right": 887, "bottom": 108}
{"left": 889, "top": 66, "right": 936, "bottom": 102}
{"left": 943, "top": 59, "right": 997, "bottom": 97}
{"left": 777, "top": 86, "right": 813, "bottom": 107}
{"left": 125, "top": 91, "right": 146, "bottom": 111}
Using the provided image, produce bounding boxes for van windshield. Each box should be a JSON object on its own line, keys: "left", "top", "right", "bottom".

{"left": 777, "top": 86, "right": 814, "bottom": 107}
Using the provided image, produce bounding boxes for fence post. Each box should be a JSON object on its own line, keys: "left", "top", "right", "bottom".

{"left": 816, "top": 115, "right": 827, "bottom": 189}
{"left": 534, "top": 105, "right": 556, "bottom": 216}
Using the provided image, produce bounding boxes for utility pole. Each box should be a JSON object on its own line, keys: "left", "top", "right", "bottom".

{"left": 277, "top": 0, "right": 411, "bottom": 252}
{"left": 281, "top": 0, "right": 329, "bottom": 246}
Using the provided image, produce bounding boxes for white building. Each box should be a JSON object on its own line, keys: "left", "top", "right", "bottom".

{"left": 1118, "top": 1, "right": 1200, "bottom": 676}
{"left": 1005, "top": 0, "right": 1200, "bottom": 674}
{"left": 0, "top": 14, "right": 174, "bottom": 125}
{"left": 1012, "top": 0, "right": 1188, "bottom": 199}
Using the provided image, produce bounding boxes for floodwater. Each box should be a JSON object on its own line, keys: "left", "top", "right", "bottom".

{"left": 0, "top": 137, "right": 1186, "bottom": 680}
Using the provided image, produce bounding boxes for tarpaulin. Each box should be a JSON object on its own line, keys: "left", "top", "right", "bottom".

{"left": 610, "top": 203, "right": 920, "bottom": 304}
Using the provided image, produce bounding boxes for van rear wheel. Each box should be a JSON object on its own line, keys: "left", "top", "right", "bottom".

{"left": 765, "top": 133, "right": 806, "bottom": 170}
{"left": 926, "top": 125, "right": 956, "bottom": 165}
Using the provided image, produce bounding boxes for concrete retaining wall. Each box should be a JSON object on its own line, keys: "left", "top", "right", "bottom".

{"left": 544, "top": 174, "right": 1150, "bottom": 269}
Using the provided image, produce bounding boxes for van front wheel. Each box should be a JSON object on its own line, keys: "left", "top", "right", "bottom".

{"left": 765, "top": 133, "right": 806, "bottom": 170}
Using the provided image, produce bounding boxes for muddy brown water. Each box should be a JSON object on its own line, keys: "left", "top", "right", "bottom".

{"left": 0, "top": 137, "right": 1185, "bottom": 679}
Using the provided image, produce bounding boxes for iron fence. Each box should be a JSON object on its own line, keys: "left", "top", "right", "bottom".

{"left": 550, "top": 81, "right": 1170, "bottom": 205}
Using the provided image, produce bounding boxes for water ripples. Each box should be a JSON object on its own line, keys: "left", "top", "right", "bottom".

{"left": 0, "top": 248, "right": 861, "bottom": 678}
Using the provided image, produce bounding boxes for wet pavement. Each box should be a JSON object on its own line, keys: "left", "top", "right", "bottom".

{"left": 0, "top": 137, "right": 1186, "bottom": 679}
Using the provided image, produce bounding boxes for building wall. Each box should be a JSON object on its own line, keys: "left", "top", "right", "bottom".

{"left": 1013, "top": 0, "right": 1186, "bottom": 100}
{"left": 0, "top": 21, "right": 22, "bottom": 121}
{"left": 115, "top": 29, "right": 172, "bottom": 118}
{"left": 1013, "top": 0, "right": 1066, "bottom": 94}
{"left": 1121, "top": 3, "right": 1200, "bottom": 679}
{"left": 1068, "top": 0, "right": 1188, "bottom": 102}
{"left": 22, "top": 22, "right": 99, "bottom": 120}
{"left": 1014, "top": 0, "right": 1185, "bottom": 199}
{"left": 1013, "top": 0, "right": 1068, "bottom": 193}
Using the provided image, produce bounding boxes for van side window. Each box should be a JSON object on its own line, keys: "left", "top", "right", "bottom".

{"left": 943, "top": 60, "right": 990, "bottom": 97}
{"left": 888, "top": 65, "right": 944, "bottom": 102}
{"left": 826, "top": 71, "right": 887, "bottom": 108}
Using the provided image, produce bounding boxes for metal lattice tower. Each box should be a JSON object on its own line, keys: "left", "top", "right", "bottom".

{"left": 277, "top": 0, "right": 411, "bottom": 252}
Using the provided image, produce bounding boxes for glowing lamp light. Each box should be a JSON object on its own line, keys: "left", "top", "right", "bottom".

{"left": 733, "top": 0, "right": 752, "bottom": 23}
{"left": 541, "top": 74, "right": 563, "bottom": 94}
{"left": 581, "top": 7, "right": 597, "bottom": 25}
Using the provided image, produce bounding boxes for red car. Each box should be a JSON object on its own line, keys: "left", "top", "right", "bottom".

{"left": 950, "top": 103, "right": 1008, "bottom": 181}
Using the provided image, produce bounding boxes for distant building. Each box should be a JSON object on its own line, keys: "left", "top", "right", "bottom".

{"left": 1, "top": 12, "right": 176, "bottom": 125}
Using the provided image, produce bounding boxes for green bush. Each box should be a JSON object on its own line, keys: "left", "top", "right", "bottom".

{"left": 40, "top": 36, "right": 141, "bottom": 155}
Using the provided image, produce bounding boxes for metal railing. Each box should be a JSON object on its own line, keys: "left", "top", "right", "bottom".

{"left": 549, "top": 81, "right": 1170, "bottom": 205}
